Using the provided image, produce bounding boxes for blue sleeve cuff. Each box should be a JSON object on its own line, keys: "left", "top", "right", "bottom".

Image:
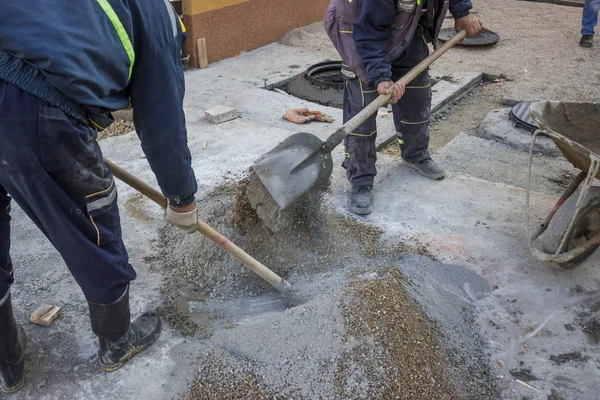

{"left": 373, "top": 74, "right": 393, "bottom": 88}
{"left": 169, "top": 194, "right": 196, "bottom": 208}
{"left": 453, "top": 10, "right": 471, "bottom": 19}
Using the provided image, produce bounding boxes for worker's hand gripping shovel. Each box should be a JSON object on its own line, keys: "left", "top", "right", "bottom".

{"left": 104, "top": 159, "right": 295, "bottom": 299}
{"left": 252, "top": 30, "right": 469, "bottom": 210}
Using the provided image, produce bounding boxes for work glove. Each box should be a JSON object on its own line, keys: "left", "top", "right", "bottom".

{"left": 166, "top": 203, "right": 198, "bottom": 234}
{"left": 284, "top": 108, "right": 334, "bottom": 124}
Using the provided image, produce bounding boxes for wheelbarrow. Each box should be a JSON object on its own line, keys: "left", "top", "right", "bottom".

{"left": 527, "top": 101, "right": 600, "bottom": 269}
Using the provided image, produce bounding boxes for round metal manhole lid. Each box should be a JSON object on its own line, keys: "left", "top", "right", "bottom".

{"left": 509, "top": 101, "right": 542, "bottom": 134}
{"left": 305, "top": 61, "right": 344, "bottom": 91}
{"left": 438, "top": 27, "right": 500, "bottom": 46}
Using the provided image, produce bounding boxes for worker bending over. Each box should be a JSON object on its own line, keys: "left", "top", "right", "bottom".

{"left": 0, "top": 0, "right": 198, "bottom": 392}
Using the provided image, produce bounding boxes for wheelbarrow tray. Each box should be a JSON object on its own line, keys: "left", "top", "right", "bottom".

{"left": 530, "top": 101, "right": 600, "bottom": 175}
{"left": 526, "top": 101, "right": 600, "bottom": 267}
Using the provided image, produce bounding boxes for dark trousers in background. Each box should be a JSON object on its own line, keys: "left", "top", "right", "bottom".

{"left": 0, "top": 80, "right": 136, "bottom": 304}
{"left": 342, "top": 27, "right": 432, "bottom": 187}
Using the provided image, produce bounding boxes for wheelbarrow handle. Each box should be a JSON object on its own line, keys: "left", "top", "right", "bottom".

{"left": 322, "top": 29, "right": 468, "bottom": 152}
{"left": 103, "top": 158, "right": 286, "bottom": 288}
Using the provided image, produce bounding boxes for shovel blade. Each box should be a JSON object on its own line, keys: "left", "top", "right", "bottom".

{"left": 253, "top": 132, "right": 333, "bottom": 209}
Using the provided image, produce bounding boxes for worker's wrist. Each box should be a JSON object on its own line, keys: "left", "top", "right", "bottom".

{"left": 168, "top": 194, "right": 196, "bottom": 208}
{"left": 373, "top": 74, "right": 393, "bottom": 88}
{"left": 452, "top": 10, "right": 471, "bottom": 20}
{"left": 169, "top": 202, "right": 196, "bottom": 212}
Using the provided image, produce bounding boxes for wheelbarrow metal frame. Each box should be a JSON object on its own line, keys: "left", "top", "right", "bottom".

{"left": 526, "top": 128, "right": 600, "bottom": 265}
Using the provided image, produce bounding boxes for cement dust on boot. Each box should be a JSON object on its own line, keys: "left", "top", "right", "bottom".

{"left": 405, "top": 158, "right": 446, "bottom": 180}
{"left": 348, "top": 186, "right": 374, "bottom": 215}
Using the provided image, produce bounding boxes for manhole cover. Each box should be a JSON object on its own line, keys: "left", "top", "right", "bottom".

{"left": 509, "top": 101, "right": 542, "bottom": 134}
{"left": 438, "top": 27, "right": 499, "bottom": 46}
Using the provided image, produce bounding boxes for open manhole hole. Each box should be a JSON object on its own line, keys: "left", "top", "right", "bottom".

{"left": 270, "top": 61, "right": 345, "bottom": 108}
{"left": 269, "top": 60, "right": 441, "bottom": 109}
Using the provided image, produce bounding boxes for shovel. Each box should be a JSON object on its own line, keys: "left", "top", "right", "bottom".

{"left": 253, "top": 29, "right": 468, "bottom": 210}
{"left": 103, "top": 159, "right": 295, "bottom": 298}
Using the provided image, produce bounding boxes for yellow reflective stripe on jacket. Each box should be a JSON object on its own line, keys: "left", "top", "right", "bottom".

{"left": 178, "top": 16, "right": 186, "bottom": 33}
{"left": 168, "top": 2, "right": 186, "bottom": 33}
{"left": 95, "top": 0, "right": 135, "bottom": 80}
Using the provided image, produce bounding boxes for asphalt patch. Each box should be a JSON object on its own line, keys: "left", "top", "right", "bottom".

{"left": 510, "top": 368, "right": 538, "bottom": 382}
{"left": 549, "top": 351, "right": 590, "bottom": 365}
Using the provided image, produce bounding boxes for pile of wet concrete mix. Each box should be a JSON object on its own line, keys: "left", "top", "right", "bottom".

{"left": 156, "top": 172, "right": 498, "bottom": 399}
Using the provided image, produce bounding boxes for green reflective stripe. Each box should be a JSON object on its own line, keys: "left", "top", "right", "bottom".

{"left": 96, "top": 0, "right": 135, "bottom": 80}
{"left": 397, "top": 138, "right": 404, "bottom": 144}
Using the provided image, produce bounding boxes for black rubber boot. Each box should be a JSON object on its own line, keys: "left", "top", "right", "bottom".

{"left": 0, "top": 292, "right": 26, "bottom": 394}
{"left": 349, "top": 186, "right": 374, "bottom": 215}
{"left": 406, "top": 157, "right": 446, "bottom": 180}
{"left": 580, "top": 34, "right": 594, "bottom": 48}
{"left": 88, "top": 286, "right": 161, "bottom": 372}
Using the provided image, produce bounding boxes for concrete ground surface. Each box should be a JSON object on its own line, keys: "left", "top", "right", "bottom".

{"left": 5, "top": 2, "right": 600, "bottom": 400}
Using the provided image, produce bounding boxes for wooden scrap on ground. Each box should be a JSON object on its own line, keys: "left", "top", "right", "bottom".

{"left": 30, "top": 304, "right": 62, "bottom": 326}
{"left": 197, "top": 38, "right": 208, "bottom": 69}
{"left": 515, "top": 379, "right": 541, "bottom": 393}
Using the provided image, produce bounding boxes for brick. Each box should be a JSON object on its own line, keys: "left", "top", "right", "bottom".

{"left": 205, "top": 105, "right": 238, "bottom": 124}
{"left": 30, "top": 304, "right": 62, "bottom": 326}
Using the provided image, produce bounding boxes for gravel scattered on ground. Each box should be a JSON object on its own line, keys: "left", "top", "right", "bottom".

{"left": 185, "top": 349, "right": 287, "bottom": 400}
{"left": 336, "top": 269, "right": 455, "bottom": 400}
{"left": 97, "top": 118, "right": 135, "bottom": 140}
{"left": 155, "top": 176, "right": 498, "bottom": 399}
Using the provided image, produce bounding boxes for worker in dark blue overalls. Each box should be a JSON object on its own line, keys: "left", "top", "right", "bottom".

{"left": 326, "top": 0, "right": 483, "bottom": 215}
{"left": 0, "top": 0, "right": 198, "bottom": 392}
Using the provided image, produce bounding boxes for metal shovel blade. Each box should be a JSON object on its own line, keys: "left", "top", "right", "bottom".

{"left": 252, "top": 132, "right": 333, "bottom": 209}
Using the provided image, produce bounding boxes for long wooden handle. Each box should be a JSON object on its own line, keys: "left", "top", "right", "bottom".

{"left": 322, "top": 29, "right": 468, "bottom": 151}
{"left": 104, "top": 158, "right": 284, "bottom": 287}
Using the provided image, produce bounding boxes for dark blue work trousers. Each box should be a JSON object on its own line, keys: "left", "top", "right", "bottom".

{"left": 0, "top": 80, "right": 135, "bottom": 304}
{"left": 342, "top": 26, "right": 432, "bottom": 188}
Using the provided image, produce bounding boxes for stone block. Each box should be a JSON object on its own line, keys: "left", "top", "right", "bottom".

{"left": 476, "top": 108, "right": 559, "bottom": 156}
{"left": 205, "top": 105, "right": 238, "bottom": 124}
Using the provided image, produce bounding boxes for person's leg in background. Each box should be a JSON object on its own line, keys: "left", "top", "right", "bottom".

{"left": 0, "top": 80, "right": 161, "bottom": 388}
{"left": 391, "top": 27, "right": 445, "bottom": 180}
{"left": 581, "top": 0, "right": 600, "bottom": 47}
{"left": 342, "top": 70, "right": 380, "bottom": 215}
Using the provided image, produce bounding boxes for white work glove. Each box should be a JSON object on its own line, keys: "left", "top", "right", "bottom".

{"left": 165, "top": 203, "right": 198, "bottom": 234}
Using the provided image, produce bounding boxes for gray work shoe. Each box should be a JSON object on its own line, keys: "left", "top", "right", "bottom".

{"left": 349, "top": 186, "right": 374, "bottom": 215}
{"left": 406, "top": 158, "right": 446, "bottom": 180}
{"left": 580, "top": 34, "right": 593, "bottom": 48}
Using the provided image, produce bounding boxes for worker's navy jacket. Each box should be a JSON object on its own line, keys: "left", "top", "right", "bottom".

{"left": 0, "top": 0, "right": 197, "bottom": 206}
{"left": 325, "top": 0, "right": 473, "bottom": 86}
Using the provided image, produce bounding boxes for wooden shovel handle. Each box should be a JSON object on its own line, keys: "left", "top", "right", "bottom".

{"left": 104, "top": 158, "right": 284, "bottom": 287}
{"left": 323, "top": 29, "right": 468, "bottom": 151}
